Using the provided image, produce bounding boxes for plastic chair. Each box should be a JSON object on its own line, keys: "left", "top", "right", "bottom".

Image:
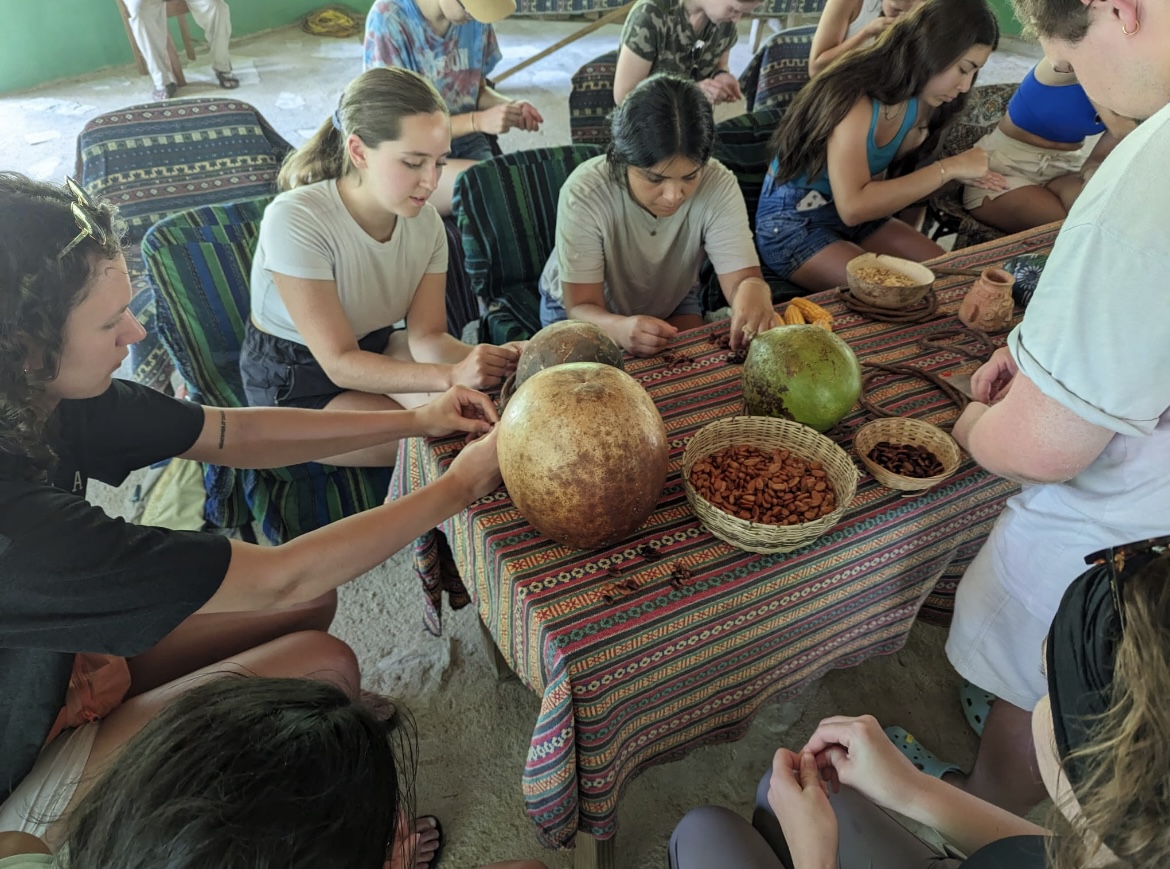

{"left": 569, "top": 51, "right": 618, "bottom": 147}
{"left": 924, "top": 83, "right": 1019, "bottom": 249}
{"left": 741, "top": 25, "right": 816, "bottom": 113}
{"left": 76, "top": 97, "right": 292, "bottom": 391}
{"left": 141, "top": 197, "right": 391, "bottom": 543}
{"left": 453, "top": 145, "right": 604, "bottom": 344}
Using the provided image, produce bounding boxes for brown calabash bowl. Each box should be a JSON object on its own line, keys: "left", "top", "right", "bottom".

{"left": 846, "top": 253, "right": 935, "bottom": 310}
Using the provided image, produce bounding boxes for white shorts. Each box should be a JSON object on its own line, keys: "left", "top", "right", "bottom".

{"left": 0, "top": 723, "right": 99, "bottom": 837}
{"left": 962, "top": 127, "right": 1089, "bottom": 211}
{"left": 945, "top": 542, "right": 1050, "bottom": 711}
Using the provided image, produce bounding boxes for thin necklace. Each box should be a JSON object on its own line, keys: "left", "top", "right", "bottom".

{"left": 883, "top": 101, "right": 904, "bottom": 121}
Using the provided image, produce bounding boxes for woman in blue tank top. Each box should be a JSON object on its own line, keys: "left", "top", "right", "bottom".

{"left": 755, "top": 0, "right": 1007, "bottom": 291}
{"left": 964, "top": 57, "right": 1134, "bottom": 234}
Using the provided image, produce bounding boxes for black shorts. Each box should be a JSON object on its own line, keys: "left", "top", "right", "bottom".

{"left": 239, "top": 321, "right": 396, "bottom": 410}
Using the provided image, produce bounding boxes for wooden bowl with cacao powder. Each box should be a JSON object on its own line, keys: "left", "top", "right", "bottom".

{"left": 682, "top": 417, "right": 859, "bottom": 554}
{"left": 854, "top": 418, "right": 961, "bottom": 492}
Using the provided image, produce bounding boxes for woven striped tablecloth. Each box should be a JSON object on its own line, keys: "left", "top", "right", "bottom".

{"left": 391, "top": 224, "right": 1057, "bottom": 848}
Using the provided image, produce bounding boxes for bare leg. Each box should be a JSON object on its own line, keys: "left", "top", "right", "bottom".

{"left": 1044, "top": 172, "right": 1086, "bottom": 212}
{"left": 431, "top": 158, "right": 478, "bottom": 217}
{"left": 860, "top": 218, "right": 945, "bottom": 261}
{"left": 941, "top": 698, "right": 1047, "bottom": 815}
{"left": 968, "top": 185, "right": 1068, "bottom": 234}
{"left": 788, "top": 240, "right": 867, "bottom": 292}
{"left": 50, "top": 630, "right": 360, "bottom": 847}
{"left": 127, "top": 591, "right": 339, "bottom": 694}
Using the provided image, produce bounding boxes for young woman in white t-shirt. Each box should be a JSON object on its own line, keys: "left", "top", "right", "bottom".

{"left": 240, "top": 67, "right": 521, "bottom": 467}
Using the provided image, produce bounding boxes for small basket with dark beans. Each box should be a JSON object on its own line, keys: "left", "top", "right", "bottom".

{"left": 854, "top": 418, "right": 961, "bottom": 492}
{"left": 682, "top": 417, "right": 859, "bottom": 554}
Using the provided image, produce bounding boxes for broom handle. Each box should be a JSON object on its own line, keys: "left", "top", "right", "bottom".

{"left": 492, "top": 2, "right": 637, "bottom": 84}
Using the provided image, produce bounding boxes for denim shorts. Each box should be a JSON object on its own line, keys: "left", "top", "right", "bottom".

{"left": 538, "top": 283, "right": 703, "bottom": 328}
{"left": 450, "top": 132, "right": 495, "bottom": 161}
{"left": 240, "top": 322, "right": 396, "bottom": 410}
{"left": 755, "top": 178, "right": 888, "bottom": 279}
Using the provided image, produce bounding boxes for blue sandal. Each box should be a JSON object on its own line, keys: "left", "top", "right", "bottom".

{"left": 960, "top": 680, "right": 996, "bottom": 737}
{"left": 884, "top": 726, "right": 963, "bottom": 779}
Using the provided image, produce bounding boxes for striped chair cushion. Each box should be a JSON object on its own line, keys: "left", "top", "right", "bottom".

{"left": 752, "top": 26, "right": 816, "bottom": 114}
{"left": 700, "top": 108, "right": 799, "bottom": 311}
{"left": 455, "top": 145, "right": 604, "bottom": 343}
{"left": 569, "top": 51, "right": 618, "bottom": 147}
{"left": 77, "top": 97, "right": 292, "bottom": 391}
{"left": 142, "top": 199, "right": 389, "bottom": 542}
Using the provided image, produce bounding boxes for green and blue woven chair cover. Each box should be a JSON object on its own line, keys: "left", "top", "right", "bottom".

{"left": 699, "top": 108, "right": 800, "bottom": 310}
{"left": 454, "top": 145, "right": 604, "bottom": 344}
{"left": 76, "top": 97, "right": 293, "bottom": 391}
{"left": 141, "top": 197, "right": 390, "bottom": 543}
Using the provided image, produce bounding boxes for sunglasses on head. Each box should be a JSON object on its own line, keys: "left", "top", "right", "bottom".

{"left": 57, "top": 177, "right": 108, "bottom": 260}
{"left": 1085, "top": 535, "right": 1170, "bottom": 630}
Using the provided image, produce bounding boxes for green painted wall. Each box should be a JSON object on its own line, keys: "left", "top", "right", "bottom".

{"left": 0, "top": 0, "right": 330, "bottom": 94}
{"left": 988, "top": 0, "right": 1026, "bottom": 36}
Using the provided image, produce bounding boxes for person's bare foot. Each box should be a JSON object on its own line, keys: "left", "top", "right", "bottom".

{"left": 387, "top": 816, "right": 442, "bottom": 869}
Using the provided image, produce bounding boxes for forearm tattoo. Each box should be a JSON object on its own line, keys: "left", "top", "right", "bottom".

{"left": 218, "top": 409, "right": 226, "bottom": 450}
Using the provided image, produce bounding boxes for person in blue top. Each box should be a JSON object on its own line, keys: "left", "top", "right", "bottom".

{"left": 964, "top": 57, "right": 1132, "bottom": 234}
{"left": 364, "top": 0, "right": 544, "bottom": 215}
{"left": 755, "top": 0, "right": 1007, "bottom": 291}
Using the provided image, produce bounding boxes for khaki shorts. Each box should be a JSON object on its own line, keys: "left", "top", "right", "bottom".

{"left": 963, "top": 127, "right": 1089, "bottom": 211}
{"left": 0, "top": 723, "right": 98, "bottom": 837}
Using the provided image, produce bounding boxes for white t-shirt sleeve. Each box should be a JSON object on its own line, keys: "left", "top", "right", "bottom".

{"left": 555, "top": 178, "right": 607, "bottom": 286}
{"left": 258, "top": 196, "right": 336, "bottom": 282}
{"left": 701, "top": 163, "right": 760, "bottom": 275}
{"left": 424, "top": 208, "right": 448, "bottom": 274}
{"left": 1009, "top": 221, "right": 1170, "bottom": 437}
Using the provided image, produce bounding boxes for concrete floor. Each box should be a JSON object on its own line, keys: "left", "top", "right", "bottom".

{"left": 4, "top": 18, "right": 1043, "bottom": 869}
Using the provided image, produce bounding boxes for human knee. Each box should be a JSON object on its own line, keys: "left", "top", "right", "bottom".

{"left": 284, "top": 630, "right": 361, "bottom": 694}
{"left": 669, "top": 805, "right": 744, "bottom": 866}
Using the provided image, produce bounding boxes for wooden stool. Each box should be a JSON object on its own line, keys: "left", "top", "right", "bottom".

{"left": 116, "top": 0, "right": 197, "bottom": 88}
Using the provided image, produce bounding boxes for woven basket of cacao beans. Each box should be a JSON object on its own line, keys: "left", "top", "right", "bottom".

{"left": 854, "top": 418, "right": 961, "bottom": 492}
{"left": 682, "top": 417, "right": 859, "bottom": 554}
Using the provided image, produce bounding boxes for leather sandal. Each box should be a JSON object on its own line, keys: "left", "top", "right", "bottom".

{"left": 215, "top": 69, "right": 240, "bottom": 89}
{"left": 151, "top": 82, "right": 178, "bottom": 101}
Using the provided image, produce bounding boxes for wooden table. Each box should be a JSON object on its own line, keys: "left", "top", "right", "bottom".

{"left": 391, "top": 225, "right": 1057, "bottom": 866}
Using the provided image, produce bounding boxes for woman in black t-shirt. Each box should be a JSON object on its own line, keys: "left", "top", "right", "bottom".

{"left": 0, "top": 173, "right": 500, "bottom": 864}
{"left": 667, "top": 542, "right": 1170, "bottom": 869}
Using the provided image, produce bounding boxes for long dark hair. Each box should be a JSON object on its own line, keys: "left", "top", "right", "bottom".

{"left": 61, "top": 677, "right": 413, "bottom": 869}
{"left": 0, "top": 172, "right": 124, "bottom": 479}
{"left": 769, "top": 0, "right": 999, "bottom": 183}
{"left": 607, "top": 74, "right": 716, "bottom": 188}
{"left": 279, "top": 66, "right": 447, "bottom": 190}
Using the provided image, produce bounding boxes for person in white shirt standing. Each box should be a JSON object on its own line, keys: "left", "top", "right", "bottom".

{"left": 123, "top": 0, "right": 237, "bottom": 101}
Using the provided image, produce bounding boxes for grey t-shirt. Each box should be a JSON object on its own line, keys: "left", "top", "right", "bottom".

{"left": 620, "top": 0, "right": 738, "bottom": 81}
{"left": 539, "top": 155, "right": 759, "bottom": 319}
{"left": 250, "top": 179, "right": 447, "bottom": 345}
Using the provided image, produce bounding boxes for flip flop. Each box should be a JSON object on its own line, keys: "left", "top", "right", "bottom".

{"left": 215, "top": 69, "right": 240, "bottom": 89}
{"left": 884, "top": 726, "right": 963, "bottom": 779}
{"left": 960, "top": 680, "right": 996, "bottom": 737}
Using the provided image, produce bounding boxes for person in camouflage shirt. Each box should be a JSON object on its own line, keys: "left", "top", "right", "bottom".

{"left": 614, "top": 0, "right": 761, "bottom": 105}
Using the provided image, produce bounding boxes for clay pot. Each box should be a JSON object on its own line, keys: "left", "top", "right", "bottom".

{"left": 958, "top": 268, "right": 1015, "bottom": 332}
